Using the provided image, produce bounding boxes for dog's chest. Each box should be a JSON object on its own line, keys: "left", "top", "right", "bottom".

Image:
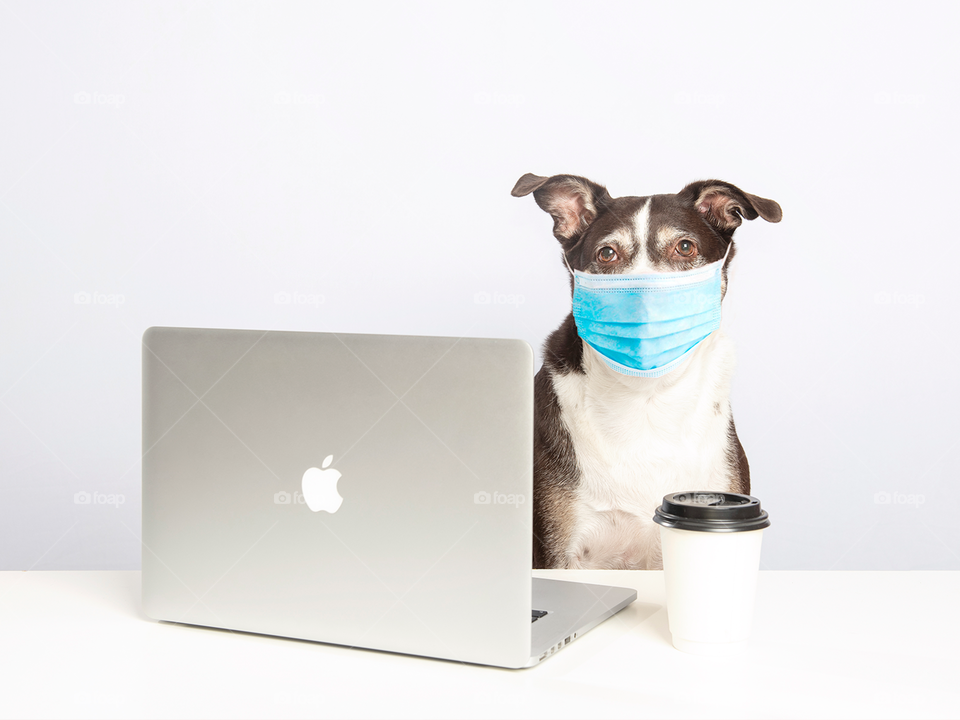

{"left": 551, "top": 344, "right": 736, "bottom": 568}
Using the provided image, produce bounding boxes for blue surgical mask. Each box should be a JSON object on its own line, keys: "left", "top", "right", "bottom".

{"left": 566, "top": 245, "right": 729, "bottom": 378}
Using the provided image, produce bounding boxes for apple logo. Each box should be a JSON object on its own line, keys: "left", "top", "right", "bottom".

{"left": 301, "top": 455, "right": 343, "bottom": 513}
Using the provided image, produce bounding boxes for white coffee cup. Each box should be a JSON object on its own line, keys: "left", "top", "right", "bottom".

{"left": 653, "top": 492, "right": 770, "bottom": 656}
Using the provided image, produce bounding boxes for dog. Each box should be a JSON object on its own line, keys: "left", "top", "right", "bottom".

{"left": 512, "top": 173, "right": 781, "bottom": 570}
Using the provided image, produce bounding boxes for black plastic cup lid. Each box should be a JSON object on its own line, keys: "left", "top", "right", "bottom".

{"left": 652, "top": 492, "right": 770, "bottom": 533}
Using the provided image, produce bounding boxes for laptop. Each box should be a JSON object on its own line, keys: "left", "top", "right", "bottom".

{"left": 141, "top": 327, "right": 636, "bottom": 668}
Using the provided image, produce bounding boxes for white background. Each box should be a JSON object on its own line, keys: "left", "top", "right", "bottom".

{"left": 1, "top": 1, "right": 957, "bottom": 570}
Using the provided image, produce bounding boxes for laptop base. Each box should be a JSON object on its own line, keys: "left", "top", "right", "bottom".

{"left": 527, "top": 577, "right": 636, "bottom": 666}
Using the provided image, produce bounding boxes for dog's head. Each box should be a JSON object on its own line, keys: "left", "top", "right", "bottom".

{"left": 511, "top": 173, "right": 781, "bottom": 292}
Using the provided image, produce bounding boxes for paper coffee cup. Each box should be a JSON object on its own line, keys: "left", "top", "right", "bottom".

{"left": 653, "top": 492, "right": 770, "bottom": 656}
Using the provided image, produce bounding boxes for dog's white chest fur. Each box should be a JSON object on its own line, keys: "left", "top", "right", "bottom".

{"left": 551, "top": 331, "right": 738, "bottom": 570}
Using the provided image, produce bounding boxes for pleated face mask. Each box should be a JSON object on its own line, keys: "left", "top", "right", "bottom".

{"left": 568, "top": 243, "right": 730, "bottom": 378}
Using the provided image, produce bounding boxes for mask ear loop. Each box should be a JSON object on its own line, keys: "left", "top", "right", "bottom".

{"left": 720, "top": 240, "right": 733, "bottom": 267}
{"left": 562, "top": 250, "right": 575, "bottom": 276}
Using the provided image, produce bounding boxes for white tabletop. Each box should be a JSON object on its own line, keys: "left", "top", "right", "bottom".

{"left": 1, "top": 570, "right": 957, "bottom": 719}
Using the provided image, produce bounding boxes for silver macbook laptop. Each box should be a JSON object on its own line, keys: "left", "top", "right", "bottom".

{"left": 141, "top": 327, "right": 635, "bottom": 668}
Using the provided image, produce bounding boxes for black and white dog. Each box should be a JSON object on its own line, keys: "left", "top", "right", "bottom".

{"left": 512, "top": 173, "right": 781, "bottom": 570}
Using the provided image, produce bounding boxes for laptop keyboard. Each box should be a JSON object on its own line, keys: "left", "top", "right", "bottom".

{"left": 531, "top": 609, "right": 547, "bottom": 623}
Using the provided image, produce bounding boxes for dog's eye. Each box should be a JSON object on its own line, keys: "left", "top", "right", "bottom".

{"left": 675, "top": 239, "right": 697, "bottom": 257}
{"left": 598, "top": 247, "right": 618, "bottom": 263}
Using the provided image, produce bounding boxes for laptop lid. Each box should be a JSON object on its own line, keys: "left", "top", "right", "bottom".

{"left": 142, "top": 327, "right": 534, "bottom": 667}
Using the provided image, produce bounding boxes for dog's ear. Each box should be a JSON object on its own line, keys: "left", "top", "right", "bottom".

{"left": 511, "top": 173, "right": 612, "bottom": 241}
{"left": 680, "top": 180, "right": 782, "bottom": 232}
